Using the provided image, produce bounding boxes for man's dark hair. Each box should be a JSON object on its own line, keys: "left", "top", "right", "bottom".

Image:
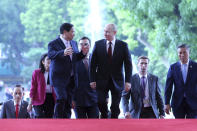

{"left": 177, "top": 43, "right": 190, "bottom": 51}
{"left": 79, "top": 36, "right": 91, "bottom": 45}
{"left": 138, "top": 56, "right": 150, "bottom": 63}
{"left": 60, "top": 23, "right": 73, "bottom": 34}
{"left": 15, "top": 84, "right": 21, "bottom": 88}
{"left": 15, "top": 84, "right": 24, "bottom": 91}
{"left": 39, "top": 53, "right": 48, "bottom": 73}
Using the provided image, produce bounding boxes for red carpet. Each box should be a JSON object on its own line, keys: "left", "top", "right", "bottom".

{"left": 0, "top": 119, "right": 197, "bottom": 131}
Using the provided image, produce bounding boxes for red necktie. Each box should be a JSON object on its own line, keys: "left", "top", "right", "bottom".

{"left": 108, "top": 42, "right": 112, "bottom": 64}
{"left": 16, "top": 104, "right": 19, "bottom": 118}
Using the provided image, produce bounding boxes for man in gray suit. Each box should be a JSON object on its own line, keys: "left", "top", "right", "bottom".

{"left": 0, "top": 85, "right": 30, "bottom": 118}
{"left": 122, "top": 56, "right": 164, "bottom": 118}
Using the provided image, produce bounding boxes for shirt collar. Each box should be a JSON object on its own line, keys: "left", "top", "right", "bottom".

{"left": 180, "top": 59, "right": 189, "bottom": 66}
{"left": 60, "top": 34, "right": 69, "bottom": 45}
{"left": 107, "top": 37, "right": 116, "bottom": 46}
{"left": 85, "top": 53, "right": 90, "bottom": 59}
{"left": 14, "top": 100, "right": 22, "bottom": 106}
{"left": 138, "top": 73, "right": 147, "bottom": 78}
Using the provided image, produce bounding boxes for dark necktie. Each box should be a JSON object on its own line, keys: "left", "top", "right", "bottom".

{"left": 83, "top": 58, "right": 89, "bottom": 71}
{"left": 108, "top": 42, "right": 112, "bottom": 64}
{"left": 16, "top": 104, "right": 19, "bottom": 118}
{"left": 47, "top": 73, "right": 50, "bottom": 85}
{"left": 140, "top": 76, "right": 146, "bottom": 99}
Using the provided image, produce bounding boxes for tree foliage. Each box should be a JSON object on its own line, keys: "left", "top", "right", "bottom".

{"left": 104, "top": 0, "right": 197, "bottom": 86}
{"left": 20, "top": 0, "right": 89, "bottom": 80}
{"left": 1, "top": 0, "right": 197, "bottom": 86}
{"left": 0, "top": 0, "right": 28, "bottom": 75}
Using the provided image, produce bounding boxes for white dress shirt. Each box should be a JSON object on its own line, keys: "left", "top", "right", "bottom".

{"left": 44, "top": 72, "right": 52, "bottom": 93}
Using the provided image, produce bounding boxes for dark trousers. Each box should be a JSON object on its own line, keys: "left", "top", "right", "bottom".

{"left": 53, "top": 76, "right": 74, "bottom": 118}
{"left": 173, "top": 98, "right": 197, "bottom": 118}
{"left": 75, "top": 105, "right": 99, "bottom": 118}
{"left": 97, "top": 78, "right": 122, "bottom": 118}
{"left": 140, "top": 106, "right": 156, "bottom": 118}
{"left": 33, "top": 93, "right": 55, "bottom": 118}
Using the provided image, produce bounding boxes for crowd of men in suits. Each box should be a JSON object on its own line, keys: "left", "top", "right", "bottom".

{"left": 1, "top": 22, "right": 197, "bottom": 119}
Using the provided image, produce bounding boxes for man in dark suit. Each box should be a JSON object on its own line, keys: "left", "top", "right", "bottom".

{"left": 165, "top": 44, "right": 197, "bottom": 118}
{"left": 73, "top": 36, "right": 99, "bottom": 118}
{"left": 0, "top": 85, "right": 30, "bottom": 118}
{"left": 48, "top": 23, "right": 88, "bottom": 118}
{"left": 90, "top": 24, "right": 132, "bottom": 118}
{"left": 122, "top": 56, "right": 164, "bottom": 118}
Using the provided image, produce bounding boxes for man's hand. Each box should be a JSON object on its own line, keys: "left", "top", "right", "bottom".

{"left": 159, "top": 115, "right": 164, "bottom": 119}
{"left": 64, "top": 47, "right": 73, "bottom": 56}
{"left": 164, "top": 104, "right": 171, "bottom": 115}
{"left": 90, "top": 82, "right": 96, "bottom": 89}
{"left": 27, "top": 104, "right": 32, "bottom": 112}
{"left": 125, "top": 112, "right": 131, "bottom": 119}
{"left": 125, "top": 82, "right": 131, "bottom": 92}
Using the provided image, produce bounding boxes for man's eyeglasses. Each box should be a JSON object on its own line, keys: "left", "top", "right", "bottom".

{"left": 80, "top": 43, "right": 89, "bottom": 46}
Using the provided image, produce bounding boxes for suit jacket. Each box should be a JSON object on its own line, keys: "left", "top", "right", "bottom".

{"left": 30, "top": 69, "right": 56, "bottom": 105}
{"left": 90, "top": 39, "right": 132, "bottom": 91}
{"left": 0, "top": 100, "right": 30, "bottom": 118}
{"left": 122, "top": 73, "right": 165, "bottom": 118}
{"left": 48, "top": 36, "right": 85, "bottom": 99}
{"left": 165, "top": 60, "right": 197, "bottom": 110}
{"left": 74, "top": 58, "right": 97, "bottom": 107}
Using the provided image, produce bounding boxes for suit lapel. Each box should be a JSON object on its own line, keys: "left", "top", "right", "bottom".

{"left": 57, "top": 37, "right": 66, "bottom": 49}
{"left": 112, "top": 40, "right": 119, "bottom": 60}
{"left": 18, "top": 101, "right": 25, "bottom": 118}
{"left": 40, "top": 72, "right": 46, "bottom": 90}
{"left": 102, "top": 40, "right": 108, "bottom": 61}
{"left": 10, "top": 101, "right": 16, "bottom": 118}
{"left": 186, "top": 60, "right": 192, "bottom": 84}
{"left": 177, "top": 62, "right": 185, "bottom": 85}
{"left": 135, "top": 74, "right": 141, "bottom": 96}
{"left": 147, "top": 74, "right": 153, "bottom": 96}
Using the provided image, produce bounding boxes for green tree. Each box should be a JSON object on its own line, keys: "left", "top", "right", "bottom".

{"left": 20, "top": 0, "right": 89, "bottom": 80}
{"left": 0, "top": 0, "right": 28, "bottom": 75}
{"left": 104, "top": 0, "right": 197, "bottom": 86}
